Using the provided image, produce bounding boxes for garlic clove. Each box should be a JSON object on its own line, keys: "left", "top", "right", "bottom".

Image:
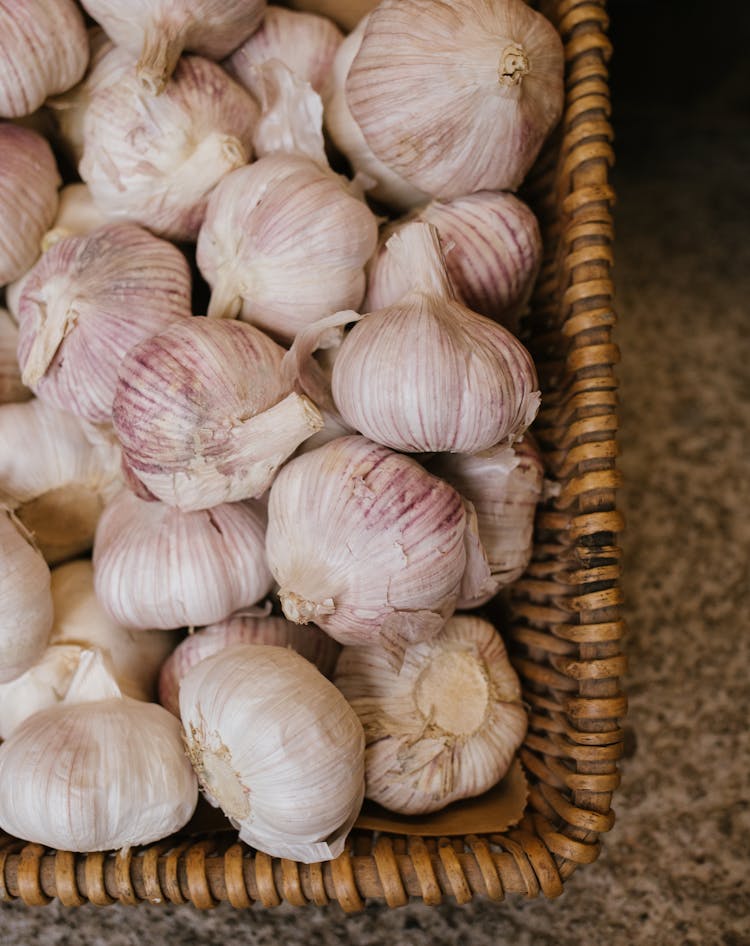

{"left": 0, "top": 307, "right": 30, "bottom": 405}
{"left": 41, "top": 183, "right": 112, "bottom": 252}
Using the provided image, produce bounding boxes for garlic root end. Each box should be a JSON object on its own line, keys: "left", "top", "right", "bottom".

{"left": 279, "top": 591, "right": 335, "bottom": 626}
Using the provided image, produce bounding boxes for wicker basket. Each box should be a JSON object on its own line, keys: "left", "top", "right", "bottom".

{"left": 0, "top": 0, "right": 623, "bottom": 911}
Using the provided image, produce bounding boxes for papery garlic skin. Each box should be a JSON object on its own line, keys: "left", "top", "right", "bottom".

{"left": 339, "top": 0, "right": 564, "bottom": 200}
{"left": 80, "top": 0, "right": 266, "bottom": 95}
{"left": 0, "top": 308, "right": 29, "bottom": 404}
{"left": 41, "top": 184, "right": 111, "bottom": 251}
{"left": 0, "top": 509, "right": 53, "bottom": 683}
{"left": 0, "top": 643, "right": 83, "bottom": 740}
{"left": 0, "top": 0, "right": 88, "bottom": 117}
{"left": 266, "top": 435, "right": 467, "bottom": 658}
{"left": 0, "top": 123, "right": 60, "bottom": 286}
{"left": 16, "top": 224, "right": 192, "bottom": 424}
{"left": 366, "top": 192, "right": 542, "bottom": 333}
{"left": 288, "top": 0, "right": 379, "bottom": 31}
{"left": 159, "top": 615, "right": 340, "bottom": 716}
{"left": 113, "top": 318, "right": 323, "bottom": 511}
{"left": 196, "top": 155, "right": 378, "bottom": 343}
{"left": 429, "top": 436, "right": 544, "bottom": 606}
{"left": 335, "top": 614, "right": 528, "bottom": 815}
{"left": 332, "top": 222, "right": 541, "bottom": 453}
{"left": 80, "top": 56, "right": 258, "bottom": 241}
{"left": 0, "top": 399, "right": 122, "bottom": 564}
{"left": 94, "top": 490, "right": 273, "bottom": 630}
{"left": 0, "top": 649, "right": 198, "bottom": 852}
{"left": 180, "top": 644, "right": 365, "bottom": 863}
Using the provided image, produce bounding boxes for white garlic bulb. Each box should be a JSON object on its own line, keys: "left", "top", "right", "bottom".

{"left": 335, "top": 614, "right": 528, "bottom": 814}
{"left": 332, "top": 222, "right": 540, "bottom": 453}
{"left": 16, "top": 224, "right": 193, "bottom": 424}
{"left": 41, "top": 183, "right": 111, "bottom": 251}
{"left": 0, "top": 123, "right": 60, "bottom": 287}
{"left": 0, "top": 644, "right": 83, "bottom": 740}
{"left": 180, "top": 644, "right": 365, "bottom": 862}
{"left": 80, "top": 0, "right": 267, "bottom": 95}
{"left": 0, "top": 508, "right": 53, "bottom": 683}
{"left": 0, "top": 649, "right": 198, "bottom": 852}
{"left": 113, "top": 318, "right": 323, "bottom": 511}
{"left": 0, "top": 307, "right": 29, "bottom": 404}
{"left": 429, "top": 436, "right": 544, "bottom": 606}
{"left": 0, "top": 399, "right": 122, "bottom": 564}
{"left": 196, "top": 155, "right": 378, "bottom": 344}
{"left": 325, "top": 0, "right": 564, "bottom": 207}
{"left": 266, "top": 435, "right": 469, "bottom": 659}
{"left": 288, "top": 0, "right": 378, "bottom": 31}
{"left": 0, "top": 0, "right": 88, "bottom": 118}
{"left": 80, "top": 56, "right": 258, "bottom": 241}
{"left": 366, "top": 192, "right": 542, "bottom": 333}
{"left": 94, "top": 490, "right": 273, "bottom": 630}
{"left": 158, "top": 614, "right": 341, "bottom": 716}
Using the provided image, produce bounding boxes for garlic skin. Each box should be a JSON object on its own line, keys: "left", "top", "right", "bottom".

{"left": 80, "top": 0, "right": 267, "bottom": 95}
{"left": 266, "top": 435, "right": 468, "bottom": 659}
{"left": 288, "top": 0, "right": 379, "bottom": 31}
{"left": 0, "top": 0, "right": 88, "bottom": 118}
{"left": 0, "top": 123, "right": 60, "bottom": 287}
{"left": 94, "top": 490, "right": 273, "bottom": 630}
{"left": 366, "top": 192, "right": 542, "bottom": 333}
{"left": 0, "top": 644, "right": 83, "bottom": 740}
{"left": 0, "top": 308, "right": 29, "bottom": 404}
{"left": 0, "top": 649, "right": 198, "bottom": 852}
{"left": 332, "top": 222, "right": 540, "bottom": 453}
{"left": 335, "top": 614, "right": 528, "bottom": 815}
{"left": 0, "top": 509, "right": 53, "bottom": 683}
{"left": 0, "top": 399, "right": 122, "bottom": 564}
{"left": 180, "top": 644, "right": 365, "bottom": 863}
{"left": 113, "top": 318, "right": 323, "bottom": 511}
{"left": 41, "top": 184, "right": 111, "bottom": 251}
{"left": 158, "top": 615, "right": 341, "bottom": 716}
{"left": 16, "top": 224, "right": 193, "bottom": 424}
{"left": 429, "top": 436, "right": 544, "bottom": 606}
{"left": 334, "top": 0, "right": 564, "bottom": 202}
{"left": 196, "top": 155, "right": 378, "bottom": 344}
{"left": 80, "top": 56, "right": 258, "bottom": 241}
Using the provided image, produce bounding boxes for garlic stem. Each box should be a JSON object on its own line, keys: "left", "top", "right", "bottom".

{"left": 20, "top": 297, "right": 77, "bottom": 387}
{"left": 279, "top": 591, "right": 336, "bottom": 625}
{"left": 498, "top": 44, "right": 530, "bottom": 88}
{"left": 136, "top": 23, "right": 187, "bottom": 96}
{"left": 171, "top": 132, "right": 249, "bottom": 213}
{"left": 206, "top": 273, "right": 243, "bottom": 320}
{"left": 63, "top": 648, "right": 122, "bottom": 704}
{"left": 390, "top": 223, "right": 456, "bottom": 301}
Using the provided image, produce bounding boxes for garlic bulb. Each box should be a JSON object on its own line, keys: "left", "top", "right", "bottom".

{"left": 366, "top": 192, "right": 542, "bottom": 333}
{"left": 94, "top": 490, "right": 273, "bottom": 630}
{"left": 332, "top": 222, "right": 540, "bottom": 453}
{"left": 41, "top": 184, "right": 111, "bottom": 251}
{"left": 50, "top": 560, "right": 180, "bottom": 701}
{"left": 288, "top": 0, "right": 379, "bottom": 31}
{"left": 0, "top": 649, "right": 198, "bottom": 852}
{"left": 266, "top": 435, "right": 468, "bottom": 659}
{"left": 16, "top": 224, "right": 193, "bottom": 424}
{"left": 0, "top": 308, "right": 29, "bottom": 404}
{"left": 196, "top": 155, "right": 378, "bottom": 343}
{"left": 80, "top": 0, "right": 267, "bottom": 95}
{"left": 0, "top": 508, "right": 53, "bottom": 683}
{"left": 327, "top": 0, "right": 564, "bottom": 205}
{"left": 0, "top": 399, "right": 121, "bottom": 564}
{"left": 180, "top": 644, "right": 365, "bottom": 862}
{"left": 0, "top": 0, "right": 88, "bottom": 118}
{"left": 429, "top": 436, "right": 544, "bottom": 605}
{"left": 0, "top": 123, "right": 60, "bottom": 286}
{"left": 80, "top": 56, "right": 258, "bottom": 241}
{"left": 158, "top": 614, "right": 341, "bottom": 716}
{"left": 335, "top": 614, "right": 527, "bottom": 815}
{"left": 113, "top": 318, "right": 323, "bottom": 510}
{"left": 0, "top": 644, "right": 83, "bottom": 740}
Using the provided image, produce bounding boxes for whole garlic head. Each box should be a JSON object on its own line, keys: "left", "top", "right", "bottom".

{"left": 335, "top": 614, "right": 528, "bottom": 814}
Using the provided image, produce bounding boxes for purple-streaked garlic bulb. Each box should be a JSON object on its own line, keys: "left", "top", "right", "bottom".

{"left": 93, "top": 490, "right": 273, "bottom": 630}
{"left": 80, "top": 0, "right": 267, "bottom": 95}
{"left": 158, "top": 615, "right": 341, "bottom": 716}
{"left": 41, "top": 184, "right": 111, "bottom": 252}
{"left": 288, "top": 0, "right": 378, "bottom": 31}
{"left": 332, "top": 222, "right": 540, "bottom": 453}
{"left": 366, "top": 192, "right": 542, "bottom": 333}
{"left": 80, "top": 56, "right": 258, "bottom": 241}
{"left": 113, "top": 318, "right": 323, "bottom": 511}
{"left": 266, "top": 435, "right": 471, "bottom": 662}
{"left": 429, "top": 436, "right": 544, "bottom": 607}
{"left": 335, "top": 614, "right": 527, "bottom": 815}
{"left": 0, "top": 0, "right": 88, "bottom": 118}
{"left": 325, "top": 0, "right": 564, "bottom": 209}
{"left": 0, "top": 123, "right": 60, "bottom": 286}
{"left": 16, "top": 224, "right": 192, "bottom": 424}
{"left": 196, "top": 155, "right": 378, "bottom": 344}
{"left": 0, "top": 308, "right": 29, "bottom": 405}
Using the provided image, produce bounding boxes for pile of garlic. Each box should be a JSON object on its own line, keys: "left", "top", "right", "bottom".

{"left": 0, "top": 0, "right": 562, "bottom": 862}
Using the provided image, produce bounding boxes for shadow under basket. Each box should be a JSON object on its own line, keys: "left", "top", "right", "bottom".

{"left": 0, "top": 0, "right": 624, "bottom": 912}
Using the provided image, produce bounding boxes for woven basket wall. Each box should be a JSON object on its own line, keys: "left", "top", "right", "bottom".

{"left": 0, "top": 0, "right": 623, "bottom": 911}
